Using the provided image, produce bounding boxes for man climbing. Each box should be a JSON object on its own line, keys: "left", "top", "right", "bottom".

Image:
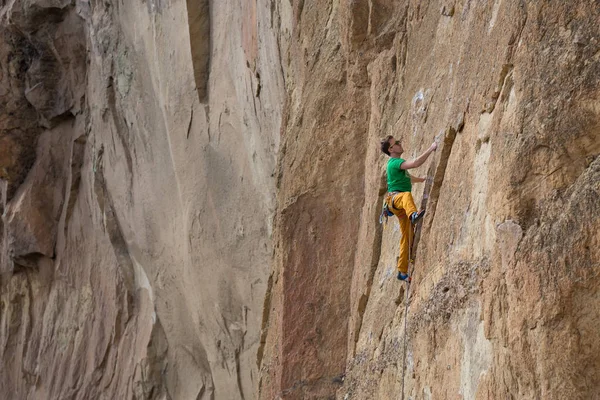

{"left": 380, "top": 136, "right": 437, "bottom": 282}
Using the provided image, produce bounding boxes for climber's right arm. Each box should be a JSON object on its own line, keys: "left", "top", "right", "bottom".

{"left": 400, "top": 142, "right": 437, "bottom": 170}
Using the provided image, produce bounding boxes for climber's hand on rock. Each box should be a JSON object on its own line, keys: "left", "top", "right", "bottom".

{"left": 430, "top": 142, "right": 438, "bottom": 152}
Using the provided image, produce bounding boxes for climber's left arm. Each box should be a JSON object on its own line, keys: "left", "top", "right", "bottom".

{"left": 408, "top": 173, "right": 425, "bottom": 183}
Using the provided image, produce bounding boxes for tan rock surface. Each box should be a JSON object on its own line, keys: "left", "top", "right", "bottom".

{"left": 1, "top": 0, "right": 599, "bottom": 399}
{"left": 1, "top": 0, "right": 283, "bottom": 398}
{"left": 258, "top": 1, "right": 600, "bottom": 399}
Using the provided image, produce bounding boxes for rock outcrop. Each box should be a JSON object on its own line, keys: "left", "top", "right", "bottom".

{"left": 1, "top": 0, "right": 283, "bottom": 398}
{"left": 258, "top": 1, "right": 600, "bottom": 399}
{"left": 1, "top": 1, "right": 599, "bottom": 399}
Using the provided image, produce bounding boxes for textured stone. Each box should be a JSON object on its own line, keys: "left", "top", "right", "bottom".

{"left": 259, "top": 1, "right": 600, "bottom": 400}
{"left": 1, "top": 1, "right": 599, "bottom": 399}
{"left": 1, "top": 0, "right": 283, "bottom": 399}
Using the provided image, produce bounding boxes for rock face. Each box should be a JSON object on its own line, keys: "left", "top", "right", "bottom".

{"left": 1, "top": 0, "right": 283, "bottom": 398}
{"left": 1, "top": 1, "right": 599, "bottom": 400}
{"left": 258, "top": 1, "right": 600, "bottom": 399}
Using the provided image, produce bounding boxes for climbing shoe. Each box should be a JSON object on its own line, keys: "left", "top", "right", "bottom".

{"left": 410, "top": 209, "right": 425, "bottom": 224}
{"left": 397, "top": 272, "right": 411, "bottom": 282}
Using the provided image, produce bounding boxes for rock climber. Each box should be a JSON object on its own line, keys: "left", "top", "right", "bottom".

{"left": 380, "top": 136, "right": 437, "bottom": 282}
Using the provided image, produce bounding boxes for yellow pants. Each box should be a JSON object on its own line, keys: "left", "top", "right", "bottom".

{"left": 386, "top": 192, "right": 418, "bottom": 274}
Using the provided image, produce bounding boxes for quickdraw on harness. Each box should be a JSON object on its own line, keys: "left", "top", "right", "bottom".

{"left": 379, "top": 191, "right": 400, "bottom": 225}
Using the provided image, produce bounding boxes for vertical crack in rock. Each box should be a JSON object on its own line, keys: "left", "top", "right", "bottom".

{"left": 186, "top": 107, "right": 194, "bottom": 140}
{"left": 271, "top": 0, "right": 287, "bottom": 88}
{"left": 63, "top": 134, "right": 86, "bottom": 237}
{"left": 186, "top": 0, "right": 211, "bottom": 103}
{"left": 0, "top": 294, "right": 5, "bottom": 358}
{"left": 107, "top": 76, "right": 134, "bottom": 179}
{"left": 425, "top": 127, "right": 458, "bottom": 228}
{"left": 92, "top": 150, "right": 136, "bottom": 307}
{"left": 395, "top": 5, "right": 410, "bottom": 90}
{"left": 411, "top": 126, "right": 458, "bottom": 264}
{"left": 23, "top": 271, "right": 34, "bottom": 384}
{"left": 353, "top": 173, "right": 387, "bottom": 355}
{"left": 295, "top": 0, "right": 305, "bottom": 30}
{"left": 256, "top": 271, "right": 273, "bottom": 369}
{"left": 485, "top": 6, "right": 526, "bottom": 114}
{"left": 138, "top": 316, "right": 169, "bottom": 400}
{"left": 485, "top": 63, "right": 514, "bottom": 114}
{"left": 234, "top": 345, "right": 246, "bottom": 400}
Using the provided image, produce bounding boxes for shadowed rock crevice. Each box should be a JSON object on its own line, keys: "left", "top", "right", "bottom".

{"left": 63, "top": 134, "right": 86, "bottom": 237}
{"left": 2, "top": 122, "right": 80, "bottom": 275}
{"left": 422, "top": 126, "right": 458, "bottom": 232}
{"left": 403, "top": 125, "right": 459, "bottom": 269}
{"left": 256, "top": 271, "right": 273, "bottom": 370}
{"left": 234, "top": 346, "right": 246, "bottom": 400}
{"left": 17, "top": 4, "right": 85, "bottom": 125}
{"left": 93, "top": 155, "right": 136, "bottom": 300}
{"left": 11, "top": 252, "right": 51, "bottom": 272}
{"left": 0, "top": 29, "right": 42, "bottom": 200}
{"left": 352, "top": 173, "right": 387, "bottom": 355}
{"left": 0, "top": 1, "right": 85, "bottom": 199}
{"left": 186, "top": 0, "right": 211, "bottom": 103}
{"left": 106, "top": 74, "right": 134, "bottom": 180}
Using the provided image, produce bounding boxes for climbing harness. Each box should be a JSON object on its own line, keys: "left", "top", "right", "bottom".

{"left": 379, "top": 202, "right": 394, "bottom": 225}
{"left": 379, "top": 192, "right": 400, "bottom": 225}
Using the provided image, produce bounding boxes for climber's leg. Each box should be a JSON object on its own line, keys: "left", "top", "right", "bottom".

{"left": 393, "top": 192, "right": 417, "bottom": 219}
{"left": 396, "top": 211, "right": 412, "bottom": 275}
{"left": 393, "top": 192, "right": 424, "bottom": 224}
{"left": 389, "top": 192, "right": 417, "bottom": 278}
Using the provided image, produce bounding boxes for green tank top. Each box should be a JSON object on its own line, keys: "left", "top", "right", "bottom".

{"left": 387, "top": 158, "right": 412, "bottom": 192}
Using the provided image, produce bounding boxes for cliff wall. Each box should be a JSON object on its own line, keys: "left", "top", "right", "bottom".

{"left": 1, "top": 1, "right": 599, "bottom": 400}
{"left": 0, "top": 0, "right": 283, "bottom": 398}
{"left": 258, "top": 1, "right": 600, "bottom": 399}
